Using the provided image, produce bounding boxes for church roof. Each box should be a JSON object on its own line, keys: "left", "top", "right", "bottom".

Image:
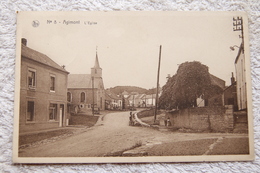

{"left": 93, "top": 52, "right": 101, "bottom": 69}
{"left": 67, "top": 74, "right": 102, "bottom": 89}
{"left": 21, "top": 44, "right": 69, "bottom": 73}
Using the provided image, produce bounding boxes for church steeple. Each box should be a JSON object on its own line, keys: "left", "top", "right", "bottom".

{"left": 94, "top": 51, "right": 101, "bottom": 68}
{"left": 91, "top": 48, "right": 102, "bottom": 78}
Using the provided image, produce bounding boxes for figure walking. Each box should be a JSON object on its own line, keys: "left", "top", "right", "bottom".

{"left": 129, "top": 112, "right": 133, "bottom": 126}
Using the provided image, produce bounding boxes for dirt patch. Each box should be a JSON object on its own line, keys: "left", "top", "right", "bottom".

{"left": 103, "top": 141, "right": 142, "bottom": 157}
{"left": 147, "top": 138, "right": 218, "bottom": 156}
{"left": 208, "top": 137, "right": 249, "bottom": 155}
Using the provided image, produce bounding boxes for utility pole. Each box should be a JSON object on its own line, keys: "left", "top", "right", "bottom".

{"left": 92, "top": 76, "right": 94, "bottom": 116}
{"left": 233, "top": 16, "right": 244, "bottom": 51}
{"left": 154, "top": 45, "right": 162, "bottom": 123}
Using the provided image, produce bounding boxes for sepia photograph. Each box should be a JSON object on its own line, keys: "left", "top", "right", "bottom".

{"left": 13, "top": 11, "right": 254, "bottom": 163}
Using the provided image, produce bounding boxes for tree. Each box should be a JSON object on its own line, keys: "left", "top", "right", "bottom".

{"left": 159, "top": 61, "right": 223, "bottom": 110}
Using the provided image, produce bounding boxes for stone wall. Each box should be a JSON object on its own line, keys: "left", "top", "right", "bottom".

{"left": 166, "top": 105, "right": 234, "bottom": 132}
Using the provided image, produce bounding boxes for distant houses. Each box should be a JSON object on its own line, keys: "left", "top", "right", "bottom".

{"left": 105, "top": 89, "right": 123, "bottom": 110}
{"left": 127, "top": 92, "right": 157, "bottom": 108}
{"left": 20, "top": 38, "right": 69, "bottom": 133}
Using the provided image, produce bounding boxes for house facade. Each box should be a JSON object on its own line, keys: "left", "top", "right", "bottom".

{"left": 67, "top": 53, "right": 105, "bottom": 114}
{"left": 142, "top": 94, "right": 156, "bottom": 107}
{"left": 20, "top": 38, "right": 69, "bottom": 133}
{"left": 235, "top": 43, "right": 247, "bottom": 110}
{"left": 105, "top": 89, "right": 123, "bottom": 110}
{"left": 222, "top": 73, "right": 238, "bottom": 110}
{"left": 127, "top": 93, "right": 156, "bottom": 108}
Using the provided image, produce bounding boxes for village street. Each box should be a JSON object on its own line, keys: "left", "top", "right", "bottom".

{"left": 19, "top": 111, "right": 249, "bottom": 157}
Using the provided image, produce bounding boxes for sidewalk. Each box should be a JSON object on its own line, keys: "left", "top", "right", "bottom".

{"left": 19, "top": 125, "right": 88, "bottom": 136}
{"left": 18, "top": 114, "right": 105, "bottom": 147}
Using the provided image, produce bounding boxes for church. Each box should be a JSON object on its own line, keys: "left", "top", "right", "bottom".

{"left": 67, "top": 52, "right": 105, "bottom": 114}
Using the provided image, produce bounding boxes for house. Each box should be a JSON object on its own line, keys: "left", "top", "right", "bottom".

{"left": 105, "top": 89, "right": 123, "bottom": 110}
{"left": 127, "top": 92, "right": 143, "bottom": 107}
{"left": 122, "top": 91, "right": 129, "bottom": 98}
{"left": 235, "top": 43, "right": 247, "bottom": 110}
{"left": 197, "top": 74, "right": 226, "bottom": 107}
{"left": 144, "top": 94, "right": 156, "bottom": 107}
{"left": 19, "top": 38, "right": 69, "bottom": 133}
{"left": 127, "top": 92, "right": 138, "bottom": 107}
{"left": 222, "top": 72, "right": 238, "bottom": 110}
{"left": 135, "top": 94, "right": 146, "bottom": 107}
{"left": 67, "top": 53, "right": 105, "bottom": 114}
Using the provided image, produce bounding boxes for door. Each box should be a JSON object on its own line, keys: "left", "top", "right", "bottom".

{"left": 59, "top": 104, "right": 64, "bottom": 127}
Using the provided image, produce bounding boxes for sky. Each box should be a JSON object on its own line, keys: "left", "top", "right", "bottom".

{"left": 17, "top": 11, "right": 245, "bottom": 89}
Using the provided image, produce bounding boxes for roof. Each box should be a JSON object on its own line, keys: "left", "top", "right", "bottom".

{"left": 68, "top": 74, "right": 102, "bottom": 89}
{"left": 105, "top": 90, "right": 121, "bottom": 100}
{"left": 93, "top": 53, "right": 101, "bottom": 69}
{"left": 21, "top": 44, "right": 68, "bottom": 73}
{"left": 209, "top": 74, "right": 225, "bottom": 89}
{"left": 135, "top": 94, "right": 145, "bottom": 99}
{"left": 122, "top": 91, "right": 129, "bottom": 95}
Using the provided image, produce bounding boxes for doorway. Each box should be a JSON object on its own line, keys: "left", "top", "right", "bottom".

{"left": 59, "top": 104, "right": 64, "bottom": 127}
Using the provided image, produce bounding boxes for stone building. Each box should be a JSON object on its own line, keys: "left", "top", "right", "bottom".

{"left": 19, "top": 38, "right": 69, "bottom": 133}
{"left": 67, "top": 53, "right": 105, "bottom": 114}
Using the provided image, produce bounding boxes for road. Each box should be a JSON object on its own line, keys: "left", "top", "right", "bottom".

{"left": 19, "top": 111, "right": 248, "bottom": 157}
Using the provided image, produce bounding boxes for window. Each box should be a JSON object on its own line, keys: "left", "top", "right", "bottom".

{"left": 27, "top": 101, "right": 34, "bottom": 121}
{"left": 28, "top": 69, "right": 36, "bottom": 88}
{"left": 50, "top": 75, "right": 55, "bottom": 91}
{"left": 67, "top": 92, "right": 72, "bottom": 102}
{"left": 49, "top": 103, "right": 57, "bottom": 120}
{"left": 80, "top": 92, "right": 86, "bottom": 102}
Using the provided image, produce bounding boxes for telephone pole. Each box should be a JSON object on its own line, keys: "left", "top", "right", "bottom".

{"left": 233, "top": 16, "right": 244, "bottom": 51}
{"left": 92, "top": 76, "right": 94, "bottom": 116}
{"left": 154, "top": 45, "right": 162, "bottom": 123}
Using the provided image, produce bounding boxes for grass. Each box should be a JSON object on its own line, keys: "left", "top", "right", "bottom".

{"left": 147, "top": 139, "right": 217, "bottom": 156}
{"left": 19, "top": 129, "right": 74, "bottom": 146}
{"left": 208, "top": 137, "right": 249, "bottom": 155}
{"left": 69, "top": 114, "right": 99, "bottom": 126}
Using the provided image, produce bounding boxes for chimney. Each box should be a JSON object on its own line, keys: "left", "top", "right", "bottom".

{"left": 231, "top": 72, "right": 235, "bottom": 85}
{"left": 21, "top": 38, "right": 27, "bottom": 46}
{"left": 166, "top": 74, "right": 171, "bottom": 80}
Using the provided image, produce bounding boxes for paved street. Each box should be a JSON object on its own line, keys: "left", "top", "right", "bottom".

{"left": 19, "top": 111, "right": 248, "bottom": 157}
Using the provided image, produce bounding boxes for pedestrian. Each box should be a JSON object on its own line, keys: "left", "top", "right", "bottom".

{"left": 167, "top": 117, "right": 171, "bottom": 127}
{"left": 129, "top": 112, "right": 132, "bottom": 126}
{"left": 164, "top": 117, "right": 167, "bottom": 126}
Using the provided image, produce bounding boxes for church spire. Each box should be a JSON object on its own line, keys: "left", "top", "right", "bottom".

{"left": 91, "top": 46, "right": 102, "bottom": 78}
{"left": 94, "top": 46, "right": 101, "bottom": 68}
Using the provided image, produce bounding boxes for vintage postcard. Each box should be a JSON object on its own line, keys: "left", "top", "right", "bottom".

{"left": 13, "top": 11, "right": 254, "bottom": 163}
